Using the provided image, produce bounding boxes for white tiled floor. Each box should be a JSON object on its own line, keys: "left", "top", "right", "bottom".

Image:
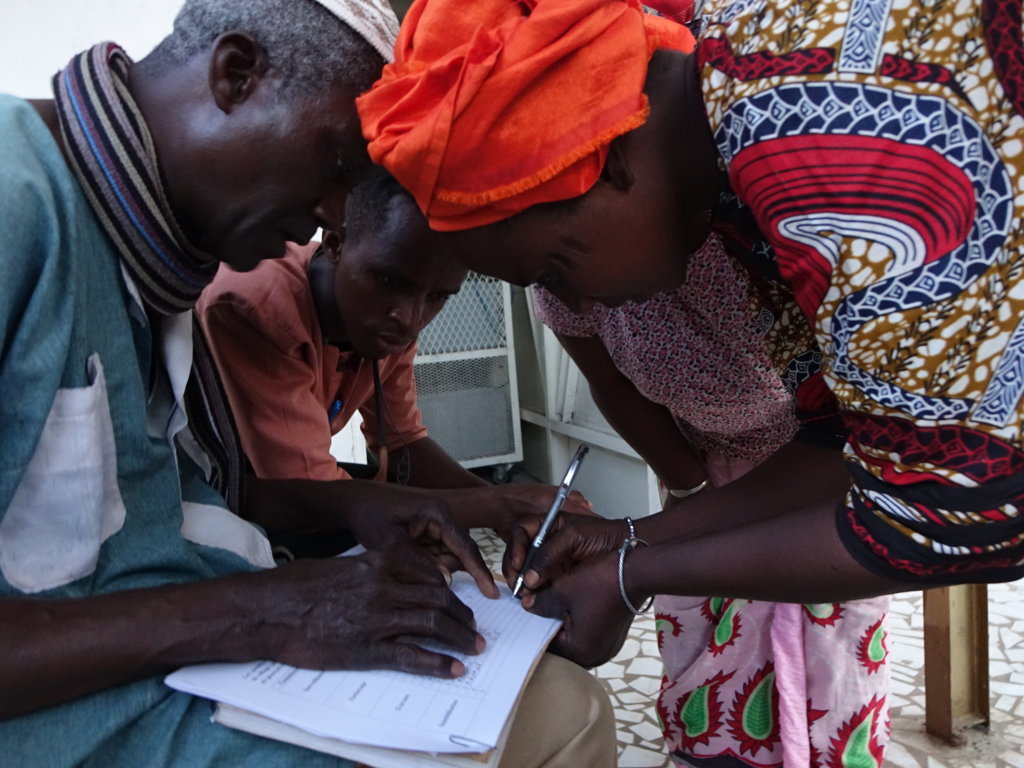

{"left": 471, "top": 529, "right": 1024, "bottom": 767}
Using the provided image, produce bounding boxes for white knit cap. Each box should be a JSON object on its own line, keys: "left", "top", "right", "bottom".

{"left": 313, "top": 0, "right": 400, "bottom": 62}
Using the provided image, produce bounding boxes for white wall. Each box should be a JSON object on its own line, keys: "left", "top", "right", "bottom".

{"left": 0, "top": 1, "right": 178, "bottom": 98}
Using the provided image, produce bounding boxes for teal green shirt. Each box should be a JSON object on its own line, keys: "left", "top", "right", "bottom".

{"left": 0, "top": 94, "right": 351, "bottom": 768}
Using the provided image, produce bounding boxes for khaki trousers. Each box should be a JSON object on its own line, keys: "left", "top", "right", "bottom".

{"left": 497, "top": 654, "right": 616, "bottom": 768}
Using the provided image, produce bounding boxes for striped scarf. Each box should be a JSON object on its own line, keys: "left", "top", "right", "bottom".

{"left": 53, "top": 43, "right": 245, "bottom": 513}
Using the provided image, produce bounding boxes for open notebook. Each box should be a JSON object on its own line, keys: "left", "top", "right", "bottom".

{"left": 165, "top": 571, "right": 560, "bottom": 767}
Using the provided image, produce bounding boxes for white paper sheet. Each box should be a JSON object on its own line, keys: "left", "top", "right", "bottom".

{"left": 212, "top": 701, "right": 510, "bottom": 768}
{"left": 165, "top": 572, "right": 560, "bottom": 754}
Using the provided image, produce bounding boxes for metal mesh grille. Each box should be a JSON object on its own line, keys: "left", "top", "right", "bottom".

{"left": 414, "top": 357, "right": 517, "bottom": 464}
{"left": 416, "top": 274, "right": 507, "bottom": 355}
{"left": 413, "top": 273, "right": 519, "bottom": 467}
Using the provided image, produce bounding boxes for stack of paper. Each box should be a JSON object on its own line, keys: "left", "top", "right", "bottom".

{"left": 165, "top": 573, "right": 561, "bottom": 767}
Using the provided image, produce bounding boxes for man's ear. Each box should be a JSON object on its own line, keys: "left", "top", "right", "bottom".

{"left": 209, "top": 32, "right": 271, "bottom": 113}
{"left": 322, "top": 229, "right": 346, "bottom": 262}
{"left": 600, "top": 135, "right": 636, "bottom": 191}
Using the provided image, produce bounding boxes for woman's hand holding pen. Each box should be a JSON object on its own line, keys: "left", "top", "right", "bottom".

{"left": 501, "top": 514, "right": 627, "bottom": 594}
{"left": 519, "top": 549, "right": 634, "bottom": 669}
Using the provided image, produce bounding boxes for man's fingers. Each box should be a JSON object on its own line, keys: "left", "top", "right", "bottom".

{"left": 386, "top": 605, "right": 484, "bottom": 656}
{"left": 564, "top": 490, "right": 595, "bottom": 515}
{"left": 376, "top": 547, "right": 449, "bottom": 587}
{"left": 436, "top": 524, "right": 498, "bottom": 599}
{"left": 358, "top": 641, "right": 468, "bottom": 679}
{"left": 435, "top": 554, "right": 460, "bottom": 584}
{"left": 350, "top": 582, "right": 481, "bottom": 656}
{"left": 382, "top": 580, "right": 478, "bottom": 627}
{"left": 354, "top": 554, "right": 479, "bottom": 634}
{"left": 501, "top": 524, "right": 533, "bottom": 584}
{"left": 392, "top": 541, "right": 460, "bottom": 586}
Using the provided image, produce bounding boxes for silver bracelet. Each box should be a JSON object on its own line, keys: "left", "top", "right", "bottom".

{"left": 617, "top": 518, "right": 653, "bottom": 615}
{"left": 668, "top": 478, "right": 709, "bottom": 499}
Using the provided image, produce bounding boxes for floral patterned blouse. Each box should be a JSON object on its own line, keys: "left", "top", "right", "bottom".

{"left": 533, "top": 233, "right": 802, "bottom": 464}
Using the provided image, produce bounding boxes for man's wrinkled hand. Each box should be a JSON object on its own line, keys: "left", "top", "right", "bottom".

{"left": 506, "top": 484, "right": 594, "bottom": 518}
{"left": 484, "top": 485, "right": 594, "bottom": 542}
{"left": 253, "top": 552, "right": 486, "bottom": 677}
{"left": 344, "top": 486, "right": 498, "bottom": 599}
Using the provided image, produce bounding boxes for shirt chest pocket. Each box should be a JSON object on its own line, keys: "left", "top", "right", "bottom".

{"left": 0, "top": 354, "right": 127, "bottom": 593}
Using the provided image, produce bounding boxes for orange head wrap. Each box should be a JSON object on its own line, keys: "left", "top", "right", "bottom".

{"left": 356, "top": 0, "right": 694, "bottom": 231}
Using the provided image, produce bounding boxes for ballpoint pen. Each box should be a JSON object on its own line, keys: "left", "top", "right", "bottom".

{"left": 513, "top": 444, "right": 589, "bottom": 597}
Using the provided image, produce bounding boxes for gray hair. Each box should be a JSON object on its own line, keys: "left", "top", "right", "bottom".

{"left": 149, "top": 0, "right": 385, "bottom": 98}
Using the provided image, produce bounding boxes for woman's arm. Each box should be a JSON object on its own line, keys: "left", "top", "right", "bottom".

{"left": 524, "top": 493, "right": 912, "bottom": 668}
{"left": 513, "top": 438, "right": 869, "bottom": 594}
{"left": 634, "top": 438, "right": 850, "bottom": 541}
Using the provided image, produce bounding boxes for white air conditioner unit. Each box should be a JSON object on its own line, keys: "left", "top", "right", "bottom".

{"left": 413, "top": 274, "right": 523, "bottom": 477}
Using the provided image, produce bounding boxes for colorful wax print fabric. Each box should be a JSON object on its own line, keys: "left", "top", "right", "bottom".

{"left": 699, "top": 0, "right": 1024, "bottom": 583}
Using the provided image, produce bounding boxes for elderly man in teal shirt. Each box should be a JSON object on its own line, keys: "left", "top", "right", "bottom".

{"left": 0, "top": 1, "right": 615, "bottom": 766}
